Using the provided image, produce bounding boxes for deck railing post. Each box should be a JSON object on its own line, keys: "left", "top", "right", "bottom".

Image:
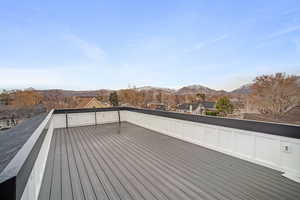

{"left": 117, "top": 109, "right": 121, "bottom": 124}
{"left": 65, "top": 112, "right": 68, "bottom": 129}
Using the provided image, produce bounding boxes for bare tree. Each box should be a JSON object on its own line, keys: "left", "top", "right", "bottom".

{"left": 156, "top": 92, "right": 162, "bottom": 103}
{"left": 251, "top": 73, "right": 300, "bottom": 118}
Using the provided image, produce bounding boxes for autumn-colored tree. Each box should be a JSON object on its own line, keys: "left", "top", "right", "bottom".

{"left": 186, "top": 94, "right": 196, "bottom": 103}
{"left": 216, "top": 96, "right": 233, "bottom": 116}
{"left": 251, "top": 73, "right": 300, "bottom": 118}
{"left": 137, "top": 91, "right": 146, "bottom": 107}
{"left": 109, "top": 91, "right": 119, "bottom": 106}
{"left": 156, "top": 92, "right": 162, "bottom": 103}
{"left": 119, "top": 89, "right": 138, "bottom": 106}
{"left": 174, "top": 95, "right": 180, "bottom": 105}
{"left": 11, "top": 90, "right": 42, "bottom": 108}
{"left": 96, "top": 95, "right": 104, "bottom": 102}
{"left": 196, "top": 93, "right": 206, "bottom": 102}
{"left": 143, "top": 90, "right": 154, "bottom": 105}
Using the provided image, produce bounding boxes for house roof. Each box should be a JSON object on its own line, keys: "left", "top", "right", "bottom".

{"left": 76, "top": 97, "right": 109, "bottom": 108}
{"left": 200, "top": 101, "right": 216, "bottom": 109}
{"left": 178, "top": 101, "right": 215, "bottom": 111}
{"left": 0, "top": 113, "right": 47, "bottom": 174}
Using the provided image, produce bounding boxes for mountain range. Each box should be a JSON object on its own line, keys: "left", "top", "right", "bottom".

{"left": 33, "top": 83, "right": 253, "bottom": 98}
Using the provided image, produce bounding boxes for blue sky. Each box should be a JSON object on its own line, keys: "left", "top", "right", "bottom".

{"left": 0, "top": 0, "right": 300, "bottom": 91}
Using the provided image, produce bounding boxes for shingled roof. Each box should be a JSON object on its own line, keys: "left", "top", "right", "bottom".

{"left": 76, "top": 97, "right": 109, "bottom": 109}
{"left": 178, "top": 101, "right": 215, "bottom": 111}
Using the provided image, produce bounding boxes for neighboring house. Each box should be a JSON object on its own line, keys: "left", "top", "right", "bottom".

{"left": 0, "top": 117, "right": 18, "bottom": 131}
{"left": 177, "top": 101, "right": 216, "bottom": 114}
{"left": 0, "top": 96, "right": 12, "bottom": 106}
{"left": 120, "top": 103, "right": 133, "bottom": 107}
{"left": 0, "top": 101, "right": 5, "bottom": 108}
{"left": 0, "top": 99, "right": 5, "bottom": 106}
{"left": 76, "top": 97, "right": 110, "bottom": 109}
{"left": 0, "top": 119, "right": 11, "bottom": 130}
{"left": 0, "top": 119, "right": 9, "bottom": 130}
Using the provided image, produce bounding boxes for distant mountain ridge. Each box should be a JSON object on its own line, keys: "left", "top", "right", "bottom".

{"left": 135, "top": 86, "right": 175, "bottom": 93}
{"left": 140, "top": 84, "right": 249, "bottom": 95}
{"left": 175, "top": 85, "right": 215, "bottom": 95}
{"left": 230, "top": 84, "right": 252, "bottom": 94}
{"left": 6, "top": 84, "right": 254, "bottom": 97}
{"left": 37, "top": 89, "right": 113, "bottom": 98}
{"left": 175, "top": 84, "right": 228, "bottom": 95}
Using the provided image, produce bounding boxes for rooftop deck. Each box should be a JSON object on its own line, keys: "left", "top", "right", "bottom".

{"left": 38, "top": 122, "right": 300, "bottom": 200}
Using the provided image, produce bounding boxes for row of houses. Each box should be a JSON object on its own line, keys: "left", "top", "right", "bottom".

{"left": 176, "top": 101, "right": 216, "bottom": 114}
{"left": 77, "top": 97, "right": 216, "bottom": 115}
{"left": 2, "top": 93, "right": 217, "bottom": 115}
{"left": 146, "top": 101, "right": 216, "bottom": 114}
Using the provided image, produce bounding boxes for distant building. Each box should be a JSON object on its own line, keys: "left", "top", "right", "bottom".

{"left": 0, "top": 117, "right": 17, "bottom": 131}
{"left": 120, "top": 103, "right": 133, "bottom": 107}
{"left": 76, "top": 97, "right": 110, "bottom": 109}
{"left": 0, "top": 94, "right": 12, "bottom": 106}
{"left": 0, "top": 99, "right": 6, "bottom": 106}
{"left": 177, "top": 101, "right": 216, "bottom": 114}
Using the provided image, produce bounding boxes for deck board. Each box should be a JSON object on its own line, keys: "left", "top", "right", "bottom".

{"left": 68, "top": 128, "right": 97, "bottom": 200}
{"left": 65, "top": 128, "right": 85, "bottom": 200}
{"left": 39, "top": 122, "right": 300, "bottom": 200}
{"left": 50, "top": 127, "right": 61, "bottom": 200}
{"left": 61, "top": 129, "right": 73, "bottom": 200}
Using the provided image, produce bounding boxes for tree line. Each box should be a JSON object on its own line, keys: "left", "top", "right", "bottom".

{"left": 1, "top": 72, "right": 299, "bottom": 119}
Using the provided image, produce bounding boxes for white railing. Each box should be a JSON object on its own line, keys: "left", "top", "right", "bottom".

{"left": 52, "top": 110, "right": 120, "bottom": 128}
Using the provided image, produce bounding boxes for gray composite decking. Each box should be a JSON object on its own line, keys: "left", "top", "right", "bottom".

{"left": 38, "top": 122, "right": 300, "bottom": 200}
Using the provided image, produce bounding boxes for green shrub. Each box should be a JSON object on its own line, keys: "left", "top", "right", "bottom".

{"left": 205, "top": 110, "right": 219, "bottom": 116}
{"left": 216, "top": 96, "right": 233, "bottom": 116}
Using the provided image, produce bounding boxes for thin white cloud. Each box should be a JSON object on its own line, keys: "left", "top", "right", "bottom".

{"left": 294, "top": 39, "right": 300, "bottom": 50}
{"left": 267, "top": 25, "right": 300, "bottom": 40}
{"left": 207, "top": 65, "right": 300, "bottom": 91}
{"left": 281, "top": 8, "right": 299, "bottom": 16}
{"left": 0, "top": 66, "right": 97, "bottom": 90}
{"left": 0, "top": 67, "right": 63, "bottom": 89}
{"left": 185, "top": 34, "right": 229, "bottom": 52}
{"left": 256, "top": 25, "right": 300, "bottom": 48}
{"left": 64, "top": 34, "right": 106, "bottom": 63}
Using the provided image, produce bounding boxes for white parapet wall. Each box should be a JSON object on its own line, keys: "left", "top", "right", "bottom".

{"left": 21, "top": 117, "right": 54, "bottom": 200}
{"left": 52, "top": 111, "right": 120, "bottom": 128}
{"left": 121, "top": 110, "right": 300, "bottom": 181}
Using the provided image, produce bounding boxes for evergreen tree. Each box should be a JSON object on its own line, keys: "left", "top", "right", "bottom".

{"left": 216, "top": 96, "right": 233, "bottom": 116}
{"left": 109, "top": 92, "right": 119, "bottom": 106}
